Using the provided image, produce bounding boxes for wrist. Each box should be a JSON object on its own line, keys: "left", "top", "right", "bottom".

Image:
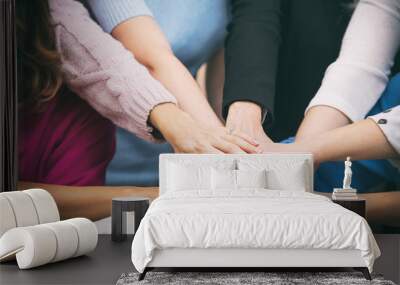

{"left": 228, "top": 101, "right": 262, "bottom": 123}
{"left": 295, "top": 139, "right": 323, "bottom": 166}
{"left": 149, "top": 103, "right": 178, "bottom": 136}
{"left": 149, "top": 103, "right": 192, "bottom": 142}
{"left": 226, "top": 101, "right": 265, "bottom": 140}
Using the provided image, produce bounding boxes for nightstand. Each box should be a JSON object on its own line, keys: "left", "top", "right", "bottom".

{"left": 332, "top": 198, "right": 366, "bottom": 218}
{"left": 111, "top": 197, "right": 150, "bottom": 242}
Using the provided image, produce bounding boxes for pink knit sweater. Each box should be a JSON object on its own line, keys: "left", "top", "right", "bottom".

{"left": 49, "top": 0, "right": 177, "bottom": 141}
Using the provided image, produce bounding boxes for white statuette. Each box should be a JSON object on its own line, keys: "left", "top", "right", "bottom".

{"left": 343, "top": 157, "right": 353, "bottom": 190}
{"left": 332, "top": 157, "right": 357, "bottom": 199}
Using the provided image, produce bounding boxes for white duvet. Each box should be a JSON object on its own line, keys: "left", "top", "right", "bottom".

{"left": 131, "top": 190, "right": 380, "bottom": 273}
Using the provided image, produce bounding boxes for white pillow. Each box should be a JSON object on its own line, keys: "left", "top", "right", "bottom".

{"left": 266, "top": 162, "right": 307, "bottom": 191}
{"left": 211, "top": 168, "right": 237, "bottom": 190}
{"left": 167, "top": 162, "right": 211, "bottom": 191}
{"left": 236, "top": 169, "right": 267, "bottom": 189}
{"left": 238, "top": 159, "right": 308, "bottom": 191}
{"left": 211, "top": 169, "right": 268, "bottom": 190}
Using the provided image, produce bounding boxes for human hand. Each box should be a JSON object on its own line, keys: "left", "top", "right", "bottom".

{"left": 149, "top": 103, "right": 260, "bottom": 154}
{"left": 226, "top": 101, "right": 273, "bottom": 151}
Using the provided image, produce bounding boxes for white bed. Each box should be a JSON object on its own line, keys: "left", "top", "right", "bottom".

{"left": 131, "top": 154, "right": 380, "bottom": 280}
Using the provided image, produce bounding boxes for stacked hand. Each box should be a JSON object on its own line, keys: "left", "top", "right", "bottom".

{"left": 149, "top": 101, "right": 326, "bottom": 166}
{"left": 225, "top": 101, "right": 319, "bottom": 167}
{"left": 150, "top": 103, "right": 261, "bottom": 154}
{"left": 226, "top": 101, "right": 273, "bottom": 151}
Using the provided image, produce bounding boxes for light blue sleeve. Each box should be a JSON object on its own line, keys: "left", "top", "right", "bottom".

{"left": 85, "top": 0, "right": 153, "bottom": 33}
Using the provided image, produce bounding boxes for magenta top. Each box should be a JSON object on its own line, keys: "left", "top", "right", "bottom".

{"left": 18, "top": 91, "right": 116, "bottom": 186}
{"left": 18, "top": 0, "right": 181, "bottom": 186}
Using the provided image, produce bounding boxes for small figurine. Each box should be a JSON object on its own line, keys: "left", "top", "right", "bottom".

{"left": 332, "top": 157, "right": 357, "bottom": 199}
{"left": 342, "top": 157, "right": 353, "bottom": 189}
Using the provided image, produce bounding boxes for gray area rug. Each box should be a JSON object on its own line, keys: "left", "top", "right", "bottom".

{"left": 116, "top": 272, "right": 395, "bottom": 285}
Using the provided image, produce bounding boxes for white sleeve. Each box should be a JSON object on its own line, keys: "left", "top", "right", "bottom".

{"left": 368, "top": 106, "right": 400, "bottom": 168}
{"left": 306, "top": 0, "right": 400, "bottom": 122}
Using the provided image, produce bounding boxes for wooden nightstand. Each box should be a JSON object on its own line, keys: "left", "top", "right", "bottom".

{"left": 332, "top": 198, "right": 366, "bottom": 218}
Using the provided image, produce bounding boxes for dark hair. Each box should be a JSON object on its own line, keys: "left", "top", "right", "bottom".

{"left": 16, "top": 0, "right": 62, "bottom": 109}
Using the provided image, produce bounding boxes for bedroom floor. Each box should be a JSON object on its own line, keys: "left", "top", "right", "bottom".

{"left": 1, "top": 235, "right": 398, "bottom": 284}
